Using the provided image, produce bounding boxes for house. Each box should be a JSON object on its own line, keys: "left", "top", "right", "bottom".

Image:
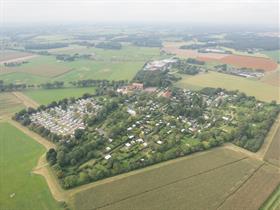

{"left": 162, "top": 90, "right": 172, "bottom": 98}
{"left": 105, "top": 154, "right": 111, "bottom": 160}
{"left": 130, "top": 83, "right": 144, "bottom": 90}
{"left": 222, "top": 116, "right": 229, "bottom": 121}
{"left": 127, "top": 108, "right": 136, "bottom": 116}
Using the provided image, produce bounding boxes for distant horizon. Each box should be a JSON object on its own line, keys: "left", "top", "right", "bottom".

{"left": 1, "top": 0, "right": 278, "bottom": 29}
{"left": 0, "top": 21, "right": 278, "bottom": 32}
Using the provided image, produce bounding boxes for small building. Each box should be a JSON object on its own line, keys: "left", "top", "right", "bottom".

{"left": 105, "top": 154, "right": 111, "bottom": 160}
{"left": 130, "top": 83, "right": 144, "bottom": 90}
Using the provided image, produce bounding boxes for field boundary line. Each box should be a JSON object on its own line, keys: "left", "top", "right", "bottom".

{"left": 216, "top": 162, "right": 265, "bottom": 210}
{"left": 91, "top": 157, "right": 248, "bottom": 210}
{"left": 12, "top": 91, "right": 39, "bottom": 108}
{"left": 50, "top": 67, "right": 75, "bottom": 79}
{"left": 259, "top": 114, "right": 280, "bottom": 160}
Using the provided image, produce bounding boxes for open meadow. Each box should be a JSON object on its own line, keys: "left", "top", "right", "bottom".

{"left": 0, "top": 55, "right": 71, "bottom": 78}
{"left": 175, "top": 71, "right": 279, "bottom": 103}
{"left": 1, "top": 45, "right": 163, "bottom": 84}
{"left": 23, "top": 87, "right": 96, "bottom": 105}
{"left": 0, "top": 122, "right": 62, "bottom": 210}
{"left": 70, "top": 147, "right": 278, "bottom": 210}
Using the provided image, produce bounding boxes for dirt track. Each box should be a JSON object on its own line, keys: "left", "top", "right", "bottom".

{"left": 12, "top": 92, "right": 39, "bottom": 108}
{"left": 33, "top": 154, "right": 67, "bottom": 202}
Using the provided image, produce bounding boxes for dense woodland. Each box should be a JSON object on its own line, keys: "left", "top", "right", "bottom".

{"left": 0, "top": 79, "right": 128, "bottom": 92}
{"left": 113, "top": 35, "right": 162, "bottom": 47}
{"left": 55, "top": 53, "right": 92, "bottom": 62}
{"left": 95, "top": 42, "right": 122, "bottom": 50}
{"left": 14, "top": 87, "right": 280, "bottom": 189}
{"left": 223, "top": 33, "right": 280, "bottom": 51}
{"left": 133, "top": 69, "right": 179, "bottom": 87}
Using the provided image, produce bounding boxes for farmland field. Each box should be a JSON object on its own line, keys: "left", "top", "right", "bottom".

{"left": 1, "top": 55, "right": 71, "bottom": 78}
{"left": 1, "top": 46, "right": 163, "bottom": 84}
{"left": 70, "top": 148, "right": 270, "bottom": 210}
{"left": 261, "top": 184, "right": 280, "bottom": 210}
{"left": 163, "top": 42, "right": 278, "bottom": 71}
{"left": 0, "top": 50, "right": 33, "bottom": 62}
{"left": 219, "top": 164, "right": 280, "bottom": 210}
{"left": 0, "top": 122, "right": 62, "bottom": 210}
{"left": 175, "top": 72, "right": 279, "bottom": 103}
{"left": 261, "top": 50, "right": 280, "bottom": 63}
{"left": 218, "top": 55, "right": 278, "bottom": 72}
{"left": 51, "top": 45, "right": 162, "bottom": 61}
{"left": 263, "top": 124, "right": 280, "bottom": 167}
{"left": 23, "top": 87, "right": 95, "bottom": 105}
{"left": 261, "top": 69, "right": 280, "bottom": 86}
{"left": 0, "top": 92, "right": 24, "bottom": 116}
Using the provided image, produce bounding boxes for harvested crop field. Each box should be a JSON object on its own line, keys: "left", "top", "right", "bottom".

{"left": 261, "top": 69, "right": 280, "bottom": 86}
{"left": 264, "top": 125, "right": 280, "bottom": 167}
{"left": 218, "top": 55, "right": 278, "bottom": 72}
{"left": 163, "top": 43, "right": 228, "bottom": 60}
{"left": 219, "top": 164, "right": 280, "bottom": 210}
{"left": 175, "top": 72, "right": 280, "bottom": 103}
{"left": 0, "top": 50, "right": 33, "bottom": 63}
{"left": 163, "top": 42, "right": 278, "bottom": 71}
{"left": 0, "top": 92, "right": 24, "bottom": 116}
{"left": 70, "top": 148, "right": 270, "bottom": 210}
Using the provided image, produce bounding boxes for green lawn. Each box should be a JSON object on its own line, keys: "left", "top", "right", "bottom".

{"left": 0, "top": 122, "right": 62, "bottom": 210}
{"left": 23, "top": 87, "right": 96, "bottom": 105}
{"left": 175, "top": 71, "right": 279, "bottom": 103}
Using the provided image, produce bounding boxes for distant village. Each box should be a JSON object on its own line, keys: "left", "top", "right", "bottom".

{"left": 14, "top": 80, "right": 279, "bottom": 188}
{"left": 143, "top": 58, "right": 177, "bottom": 71}
{"left": 214, "top": 64, "right": 264, "bottom": 79}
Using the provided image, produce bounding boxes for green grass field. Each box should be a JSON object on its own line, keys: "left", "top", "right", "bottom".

{"left": 1, "top": 56, "right": 71, "bottom": 78}
{"left": 0, "top": 122, "right": 62, "bottom": 210}
{"left": 23, "top": 87, "right": 96, "bottom": 105}
{"left": 175, "top": 71, "right": 279, "bottom": 103}
{"left": 1, "top": 45, "right": 163, "bottom": 85}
